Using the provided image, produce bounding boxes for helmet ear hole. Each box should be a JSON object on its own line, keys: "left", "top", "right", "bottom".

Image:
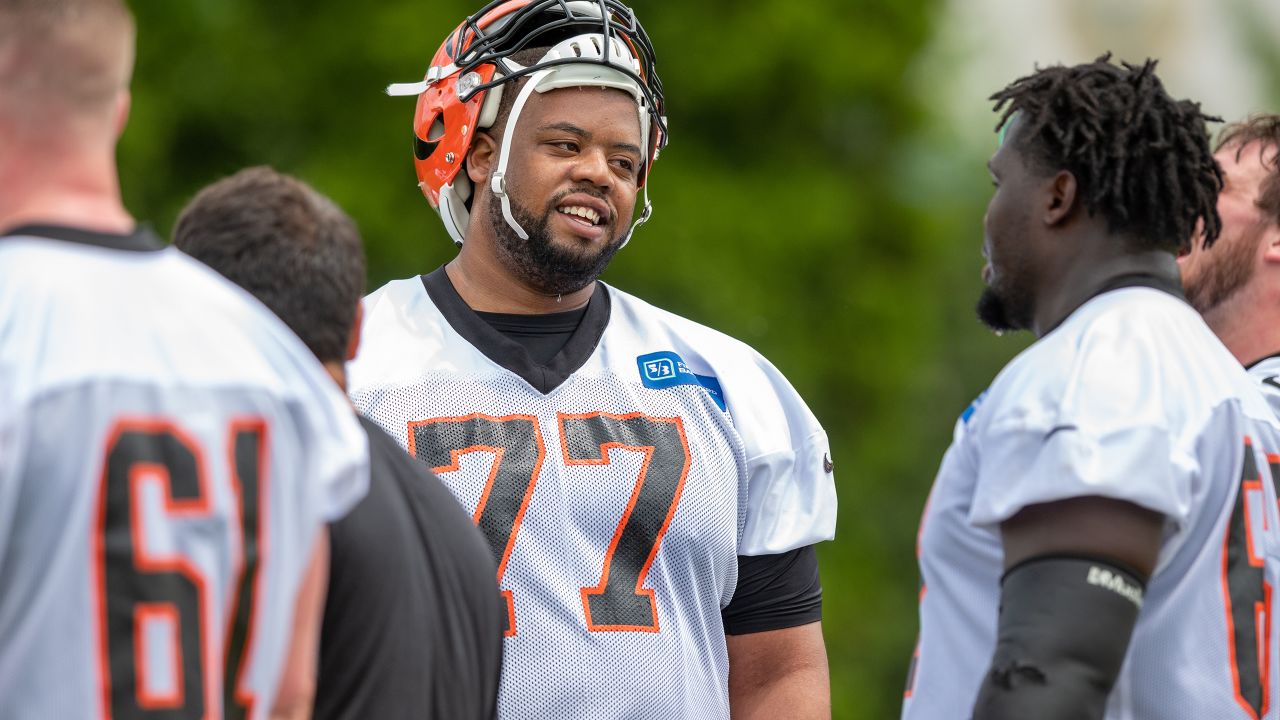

{"left": 414, "top": 116, "right": 448, "bottom": 160}
{"left": 414, "top": 134, "right": 438, "bottom": 161}
{"left": 427, "top": 116, "right": 446, "bottom": 141}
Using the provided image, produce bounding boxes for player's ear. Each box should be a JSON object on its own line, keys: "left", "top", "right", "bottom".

{"left": 467, "top": 131, "right": 498, "bottom": 186}
{"left": 1044, "top": 170, "right": 1077, "bottom": 227}
{"left": 345, "top": 302, "right": 363, "bottom": 363}
{"left": 113, "top": 89, "right": 131, "bottom": 140}
{"left": 1258, "top": 218, "right": 1280, "bottom": 265}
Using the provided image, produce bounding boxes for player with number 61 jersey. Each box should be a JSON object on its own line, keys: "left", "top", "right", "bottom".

{"left": 0, "top": 227, "right": 369, "bottom": 719}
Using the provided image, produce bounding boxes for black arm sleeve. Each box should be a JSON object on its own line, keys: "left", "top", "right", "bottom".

{"left": 972, "top": 555, "right": 1145, "bottom": 720}
{"left": 721, "top": 545, "right": 823, "bottom": 635}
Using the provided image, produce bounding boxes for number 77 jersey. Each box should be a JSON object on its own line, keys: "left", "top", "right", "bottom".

{"left": 348, "top": 270, "right": 837, "bottom": 720}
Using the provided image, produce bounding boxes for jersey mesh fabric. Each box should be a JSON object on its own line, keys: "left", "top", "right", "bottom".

{"left": 0, "top": 232, "right": 367, "bottom": 719}
{"left": 357, "top": 370, "right": 743, "bottom": 719}
{"left": 903, "top": 287, "right": 1280, "bottom": 720}
{"left": 1248, "top": 356, "right": 1280, "bottom": 421}
{"left": 350, "top": 276, "right": 836, "bottom": 719}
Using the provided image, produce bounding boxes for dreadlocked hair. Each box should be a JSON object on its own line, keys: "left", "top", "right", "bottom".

{"left": 990, "top": 54, "right": 1224, "bottom": 252}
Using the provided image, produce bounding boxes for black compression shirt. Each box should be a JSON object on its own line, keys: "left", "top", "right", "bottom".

{"left": 315, "top": 417, "right": 505, "bottom": 720}
{"left": 475, "top": 305, "right": 589, "bottom": 366}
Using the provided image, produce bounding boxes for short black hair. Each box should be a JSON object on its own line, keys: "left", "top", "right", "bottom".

{"left": 991, "top": 54, "right": 1224, "bottom": 252}
{"left": 173, "top": 166, "right": 365, "bottom": 364}
{"left": 1216, "top": 114, "right": 1280, "bottom": 227}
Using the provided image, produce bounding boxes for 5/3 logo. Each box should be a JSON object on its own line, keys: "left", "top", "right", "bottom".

{"left": 642, "top": 358, "right": 679, "bottom": 381}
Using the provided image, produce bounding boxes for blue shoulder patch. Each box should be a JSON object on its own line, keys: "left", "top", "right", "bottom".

{"left": 637, "top": 351, "right": 726, "bottom": 412}
{"left": 960, "top": 389, "right": 989, "bottom": 425}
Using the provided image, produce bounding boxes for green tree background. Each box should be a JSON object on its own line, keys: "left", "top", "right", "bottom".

{"left": 120, "top": 1, "right": 1028, "bottom": 716}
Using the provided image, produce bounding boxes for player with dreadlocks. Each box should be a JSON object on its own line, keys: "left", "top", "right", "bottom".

{"left": 902, "top": 55, "right": 1280, "bottom": 720}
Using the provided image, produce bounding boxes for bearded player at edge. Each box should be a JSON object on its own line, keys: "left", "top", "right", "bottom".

{"left": 902, "top": 57, "right": 1280, "bottom": 719}
{"left": 349, "top": 1, "right": 836, "bottom": 717}
{"left": 1180, "top": 115, "right": 1280, "bottom": 420}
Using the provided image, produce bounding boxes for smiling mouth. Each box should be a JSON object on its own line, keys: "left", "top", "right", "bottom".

{"left": 557, "top": 204, "right": 605, "bottom": 228}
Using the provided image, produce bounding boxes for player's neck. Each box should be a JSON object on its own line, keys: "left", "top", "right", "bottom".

{"left": 323, "top": 361, "right": 348, "bottom": 393}
{"left": 447, "top": 239, "right": 594, "bottom": 314}
{"left": 0, "top": 149, "right": 133, "bottom": 235}
{"left": 1202, "top": 286, "right": 1278, "bottom": 367}
{"left": 1031, "top": 244, "right": 1179, "bottom": 337}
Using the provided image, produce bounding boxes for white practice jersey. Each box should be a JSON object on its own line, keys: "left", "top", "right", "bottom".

{"left": 903, "top": 284, "right": 1280, "bottom": 720}
{"left": 0, "top": 227, "right": 368, "bottom": 719}
{"left": 348, "top": 271, "right": 837, "bottom": 720}
{"left": 1249, "top": 356, "right": 1280, "bottom": 422}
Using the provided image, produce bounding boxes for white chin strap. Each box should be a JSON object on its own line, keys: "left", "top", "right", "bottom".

{"left": 488, "top": 67, "right": 553, "bottom": 241}
{"left": 487, "top": 65, "right": 656, "bottom": 247}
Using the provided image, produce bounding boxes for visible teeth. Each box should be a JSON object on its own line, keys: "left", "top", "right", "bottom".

{"left": 559, "top": 205, "right": 601, "bottom": 225}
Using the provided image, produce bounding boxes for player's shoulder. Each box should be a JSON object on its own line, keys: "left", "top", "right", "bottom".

{"left": 363, "top": 275, "right": 428, "bottom": 314}
{"left": 1, "top": 231, "right": 334, "bottom": 402}
{"left": 985, "top": 286, "right": 1255, "bottom": 426}
{"left": 350, "top": 276, "right": 454, "bottom": 391}
{"left": 600, "top": 283, "right": 818, "bottom": 425}
{"left": 601, "top": 282, "right": 764, "bottom": 363}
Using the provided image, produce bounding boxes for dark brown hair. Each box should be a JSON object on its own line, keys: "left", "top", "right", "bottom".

{"left": 1216, "top": 114, "right": 1280, "bottom": 227}
{"left": 173, "top": 166, "right": 366, "bottom": 364}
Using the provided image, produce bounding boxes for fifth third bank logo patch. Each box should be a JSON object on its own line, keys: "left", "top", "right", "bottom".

{"left": 636, "top": 351, "right": 726, "bottom": 411}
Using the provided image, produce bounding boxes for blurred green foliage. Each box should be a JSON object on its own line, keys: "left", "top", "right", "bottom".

{"left": 120, "top": 1, "right": 1024, "bottom": 716}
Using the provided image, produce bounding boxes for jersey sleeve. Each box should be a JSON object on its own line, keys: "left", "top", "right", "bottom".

{"left": 728, "top": 351, "right": 837, "bottom": 556}
{"left": 264, "top": 313, "right": 370, "bottom": 523}
{"left": 306, "top": 381, "right": 371, "bottom": 522}
{"left": 968, "top": 319, "right": 1195, "bottom": 529}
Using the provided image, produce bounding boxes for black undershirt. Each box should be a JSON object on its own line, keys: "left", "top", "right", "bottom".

{"left": 474, "top": 297, "right": 823, "bottom": 635}
{"left": 475, "top": 305, "right": 589, "bottom": 366}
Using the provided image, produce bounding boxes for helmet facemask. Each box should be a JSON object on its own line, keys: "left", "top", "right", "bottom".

{"left": 388, "top": 0, "right": 666, "bottom": 247}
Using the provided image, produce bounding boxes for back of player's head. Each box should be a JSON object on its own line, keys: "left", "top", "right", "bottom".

{"left": 173, "top": 167, "right": 366, "bottom": 365}
{"left": 990, "top": 54, "right": 1224, "bottom": 253}
{"left": 0, "top": 0, "right": 135, "bottom": 122}
{"left": 1216, "top": 114, "right": 1280, "bottom": 228}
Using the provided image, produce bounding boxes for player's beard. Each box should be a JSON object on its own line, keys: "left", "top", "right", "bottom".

{"left": 488, "top": 188, "right": 625, "bottom": 296}
{"left": 1183, "top": 226, "right": 1260, "bottom": 316}
{"left": 976, "top": 272, "right": 1034, "bottom": 334}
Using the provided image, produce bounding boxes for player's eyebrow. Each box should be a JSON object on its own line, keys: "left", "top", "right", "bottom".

{"left": 541, "top": 122, "right": 642, "bottom": 156}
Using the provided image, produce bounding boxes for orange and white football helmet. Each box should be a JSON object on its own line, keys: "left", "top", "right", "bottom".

{"left": 386, "top": 0, "right": 667, "bottom": 246}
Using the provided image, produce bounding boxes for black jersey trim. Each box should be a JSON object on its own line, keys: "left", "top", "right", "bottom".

{"left": 420, "top": 266, "right": 611, "bottom": 394}
{"left": 1089, "top": 269, "right": 1186, "bottom": 303}
{"left": 1245, "top": 353, "right": 1280, "bottom": 371}
{"left": 0, "top": 223, "right": 164, "bottom": 252}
